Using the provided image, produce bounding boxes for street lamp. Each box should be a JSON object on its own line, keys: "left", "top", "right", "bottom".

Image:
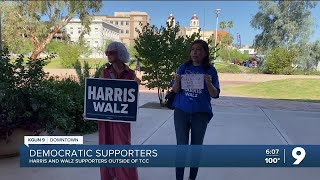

{"left": 93, "top": 28, "right": 105, "bottom": 59}
{"left": 93, "top": 43, "right": 98, "bottom": 60}
{"left": 100, "top": 29, "right": 106, "bottom": 56}
{"left": 0, "top": 9, "right": 2, "bottom": 53}
{"left": 214, "top": 8, "right": 221, "bottom": 65}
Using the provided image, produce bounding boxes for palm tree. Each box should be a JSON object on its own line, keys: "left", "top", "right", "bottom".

{"left": 227, "top": 21, "right": 233, "bottom": 30}
{"left": 219, "top": 21, "right": 226, "bottom": 30}
{"left": 219, "top": 21, "right": 226, "bottom": 47}
{"left": 227, "top": 21, "right": 233, "bottom": 45}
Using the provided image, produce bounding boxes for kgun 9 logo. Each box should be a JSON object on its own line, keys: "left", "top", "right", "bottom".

{"left": 292, "top": 147, "right": 306, "bottom": 165}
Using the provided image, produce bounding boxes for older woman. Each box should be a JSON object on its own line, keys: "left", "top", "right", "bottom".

{"left": 99, "top": 41, "right": 139, "bottom": 180}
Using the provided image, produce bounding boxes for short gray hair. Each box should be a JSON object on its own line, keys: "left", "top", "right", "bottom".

{"left": 106, "top": 42, "right": 130, "bottom": 63}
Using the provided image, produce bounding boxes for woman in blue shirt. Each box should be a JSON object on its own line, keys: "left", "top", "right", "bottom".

{"left": 172, "top": 39, "right": 220, "bottom": 180}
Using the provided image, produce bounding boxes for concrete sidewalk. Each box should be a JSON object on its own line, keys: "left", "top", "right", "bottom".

{"left": 1, "top": 95, "right": 320, "bottom": 180}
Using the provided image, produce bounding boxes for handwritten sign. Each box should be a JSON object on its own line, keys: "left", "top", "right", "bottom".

{"left": 181, "top": 74, "right": 204, "bottom": 90}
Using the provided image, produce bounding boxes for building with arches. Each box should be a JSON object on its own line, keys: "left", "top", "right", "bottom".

{"left": 166, "top": 13, "right": 176, "bottom": 27}
{"left": 167, "top": 13, "right": 229, "bottom": 43}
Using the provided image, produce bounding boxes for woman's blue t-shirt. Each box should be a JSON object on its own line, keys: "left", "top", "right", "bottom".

{"left": 173, "top": 63, "right": 220, "bottom": 117}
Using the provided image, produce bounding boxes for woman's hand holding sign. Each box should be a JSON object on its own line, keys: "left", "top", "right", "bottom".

{"left": 172, "top": 74, "right": 181, "bottom": 93}
{"left": 205, "top": 74, "right": 219, "bottom": 98}
{"left": 175, "top": 74, "right": 181, "bottom": 82}
{"left": 204, "top": 74, "right": 212, "bottom": 84}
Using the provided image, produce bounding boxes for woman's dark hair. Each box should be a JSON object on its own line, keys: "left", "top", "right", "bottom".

{"left": 184, "top": 39, "right": 212, "bottom": 70}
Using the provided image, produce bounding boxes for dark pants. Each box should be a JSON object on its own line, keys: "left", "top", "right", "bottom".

{"left": 174, "top": 108, "right": 210, "bottom": 180}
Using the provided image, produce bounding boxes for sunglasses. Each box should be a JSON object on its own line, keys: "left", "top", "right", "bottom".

{"left": 105, "top": 51, "right": 117, "bottom": 56}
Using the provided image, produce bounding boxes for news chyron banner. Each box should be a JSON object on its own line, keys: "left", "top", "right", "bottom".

{"left": 84, "top": 78, "right": 139, "bottom": 122}
{"left": 20, "top": 144, "right": 320, "bottom": 167}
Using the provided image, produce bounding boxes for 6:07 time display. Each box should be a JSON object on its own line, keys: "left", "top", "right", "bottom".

{"left": 265, "top": 149, "right": 279, "bottom": 155}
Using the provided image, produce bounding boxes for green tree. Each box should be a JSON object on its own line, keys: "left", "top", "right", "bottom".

{"left": 46, "top": 41, "right": 63, "bottom": 54}
{"left": 227, "top": 21, "right": 234, "bottom": 45}
{"left": 219, "top": 21, "right": 227, "bottom": 48}
{"left": 218, "top": 21, "right": 234, "bottom": 48}
{"left": 218, "top": 48, "right": 250, "bottom": 63}
{"left": 8, "top": 39, "right": 34, "bottom": 55}
{"left": 128, "top": 44, "right": 140, "bottom": 68}
{"left": 207, "top": 34, "right": 220, "bottom": 62}
{"left": 251, "top": 1, "right": 317, "bottom": 51}
{"left": 46, "top": 41, "right": 91, "bottom": 68}
{"left": 219, "top": 21, "right": 234, "bottom": 62}
{"left": 219, "top": 33, "right": 234, "bottom": 63}
{"left": 59, "top": 44, "right": 81, "bottom": 68}
{"left": 97, "top": 39, "right": 113, "bottom": 57}
{"left": 295, "top": 41, "right": 320, "bottom": 71}
{"left": 0, "top": 0, "right": 102, "bottom": 60}
{"left": 220, "top": 33, "right": 234, "bottom": 46}
{"left": 128, "top": 44, "right": 138, "bottom": 59}
{"left": 263, "top": 48, "right": 298, "bottom": 74}
{"left": 134, "top": 22, "right": 200, "bottom": 105}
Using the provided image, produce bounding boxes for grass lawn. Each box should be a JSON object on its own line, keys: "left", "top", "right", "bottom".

{"left": 45, "top": 58, "right": 106, "bottom": 68}
{"left": 223, "top": 78, "right": 320, "bottom": 102}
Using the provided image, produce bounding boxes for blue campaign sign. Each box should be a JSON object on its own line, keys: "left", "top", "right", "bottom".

{"left": 84, "top": 78, "right": 139, "bottom": 123}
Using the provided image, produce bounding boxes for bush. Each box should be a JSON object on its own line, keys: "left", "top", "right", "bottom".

{"left": 0, "top": 48, "right": 99, "bottom": 141}
{"left": 63, "top": 60, "right": 106, "bottom": 134}
{"left": 41, "top": 59, "right": 105, "bottom": 134}
{"left": 217, "top": 48, "right": 251, "bottom": 63}
{"left": 0, "top": 47, "right": 58, "bottom": 140}
{"left": 47, "top": 78, "right": 98, "bottom": 134}
{"left": 247, "top": 67, "right": 263, "bottom": 74}
{"left": 263, "top": 48, "right": 297, "bottom": 75}
{"left": 216, "top": 64, "right": 241, "bottom": 73}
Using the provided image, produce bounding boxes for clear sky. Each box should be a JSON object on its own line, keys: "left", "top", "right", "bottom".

{"left": 98, "top": 1, "right": 320, "bottom": 46}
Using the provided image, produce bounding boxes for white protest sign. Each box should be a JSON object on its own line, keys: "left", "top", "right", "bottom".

{"left": 24, "top": 136, "right": 83, "bottom": 147}
{"left": 181, "top": 74, "right": 204, "bottom": 90}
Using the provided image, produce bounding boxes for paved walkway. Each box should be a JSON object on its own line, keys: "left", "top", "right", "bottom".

{"left": 139, "top": 92, "right": 320, "bottom": 112}
{"left": 1, "top": 93, "right": 320, "bottom": 180}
